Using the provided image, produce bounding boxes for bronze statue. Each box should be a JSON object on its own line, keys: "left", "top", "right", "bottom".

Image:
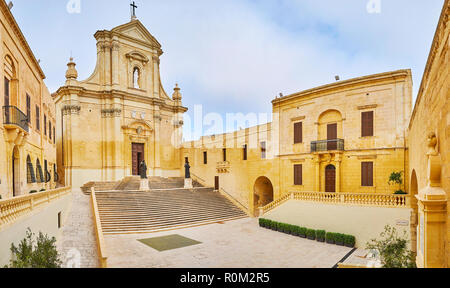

{"left": 139, "top": 160, "right": 147, "bottom": 179}
{"left": 184, "top": 158, "right": 191, "bottom": 179}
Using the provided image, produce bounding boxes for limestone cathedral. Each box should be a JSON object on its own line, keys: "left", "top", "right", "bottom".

{"left": 53, "top": 17, "right": 187, "bottom": 189}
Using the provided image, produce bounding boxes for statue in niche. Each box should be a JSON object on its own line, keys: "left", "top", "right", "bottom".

{"left": 139, "top": 160, "right": 147, "bottom": 179}
{"left": 133, "top": 67, "right": 140, "bottom": 89}
{"left": 427, "top": 132, "right": 438, "bottom": 156}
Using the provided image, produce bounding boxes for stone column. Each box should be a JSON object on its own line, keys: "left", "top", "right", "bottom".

{"left": 314, "top": 155, "right": 320, "bottom": 192}
{"left": 335, "top": 154, "right": 342, "bottom": 193}
{"left": 111, "top": 38, "right": 120, "bottom": 88}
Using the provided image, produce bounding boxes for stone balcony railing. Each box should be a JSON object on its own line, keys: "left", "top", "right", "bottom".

{"left": 3, "top": 105, "right": 29, "bottom": 133}
{"left": 0, "top": 187, "right": 71, "bottom": 228}
{"left": 260, "top": 191, "right": 409, "bottom": 216}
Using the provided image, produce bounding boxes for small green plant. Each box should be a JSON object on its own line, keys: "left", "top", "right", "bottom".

{"left": 366, "top": 225, "right": 416, "bottom": 268}
{"left": 291, "top": 226, "right": 300, "bottom": 236}
{"left": 316, "top": 230, "right": 326, "bottom": 242}
{"left": 298, "top": 227, "right": 307, "bottom": 238}
{"left": 306, "top": 229, "right": 316, "bottom": 240}
{"left": 5, "top": 228, "right": 61, "bottom": 268}
{"left": 344, "top": 235, "right": 356, "bottom": 248}
{"left": 39, "top": 189, "right": 46, "bottom": 192}
{"left": 271, "top": 221, "right": 277, "bottom": 230}
{"left": 29, "top": 190, "right": 38, "bottom": 194}
{"left": 389, "top": 172, "right": 405, "bottom": 194}
{"left": 326, "top": 232, "right": 335, "bottom": 244}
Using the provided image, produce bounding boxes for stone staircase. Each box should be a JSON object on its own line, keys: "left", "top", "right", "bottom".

{"left": 81, "top": 181, "right": 119, "bottom": 195}
{"left": 95, "top": 188, "right": 248, "bottom": 234}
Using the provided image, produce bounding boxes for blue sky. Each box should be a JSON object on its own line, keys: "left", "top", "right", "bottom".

{"left": 11, "top": 0, "right": 445, "bottom": 139}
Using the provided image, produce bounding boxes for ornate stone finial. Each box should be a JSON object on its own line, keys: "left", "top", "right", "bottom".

{"left": 65, "top": 57, "right": 78, "bottom": 83}
{"left": 426, "top": 132, "right": 438, "bottom": 156}
{"left": 172, "top": 83, "right": 182, "bottom": 101}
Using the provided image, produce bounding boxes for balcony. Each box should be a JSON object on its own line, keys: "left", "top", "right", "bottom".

{"left": 311, "top": 139, "right": 344, "bottom": 153}
{"left": 3, "top": 106, "right": 29, "bottom": 133}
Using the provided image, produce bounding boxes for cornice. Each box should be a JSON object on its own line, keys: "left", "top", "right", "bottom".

{"left": 272, "top": 69, "right": 412, "bottom": 107}
{"left": 0, "top": 0, "right": 45, "bottom": 79}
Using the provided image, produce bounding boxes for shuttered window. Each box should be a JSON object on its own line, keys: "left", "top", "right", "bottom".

{"left": 26, "top": 94, "right": 31, "bottom": 123}
{"left": 294, "top": 122, "right": 303, "bottom": 144}
{"left": 294, "top": 164, "right": 303, "bottom": 185}
{"left": 44, "top": 114, "right": 47, "bottom": 136}
{"left": 223, "top": 149, "right": 227, "bottom": 162}
{"left": 203, "top": 151, "right": 207, "bottom": 164}
{"left": 361, "top": 162, "right": 374, "bottom": 187}
{"left": 35, "top": 106, "right": 40, "bottom": 131}
{"left": 36, "top": 159, "right": 44, "bottom": 183}
{"left": 26, "top": 156, "right": 36, "bottom": 184}
{"left": 362, "top": 111, "right": 374, "bottom": 137}
{"left": 243, "top": 144, "right": 248, "bottom": 160}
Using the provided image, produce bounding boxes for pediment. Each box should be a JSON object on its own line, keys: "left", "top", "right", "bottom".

{"left": 112, "top": 20, "right": 162, "bottom": 50}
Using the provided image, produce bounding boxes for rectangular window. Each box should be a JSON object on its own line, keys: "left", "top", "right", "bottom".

{"left": 44, "top": 114, "right": 47, "bottom": 136}
{"left": 294, "top": 164, "right": 303, "bottom": 185}
{"left": 362, "top": 111, "right": 374, "bottom": 137}
{"left": 361, "top": 162, "right": 374, "bottom": 187}
{"left": 261, "top": 142, "right": 266, "bottom": 159}
{"left": 35, "top": 106, "right": 40, "bottom": 131}
{"left": 4, "top": 77, "right": 9, "bottom": 106}
{"left": 26, "top": 94, "right": 31, "bottom": 123}
{"left": 294, "top": 122, "right": 303, "bottom": 144}
{"left": 243, "top": 144, "right": 248, "bottom": 161}
{"left": 203, "top": 151, "right": 207, "bottom": 164}
{"left": 223, "top": 148, "right": 227, "bottom": 162}
{"left": 53, "top": 126, "right": 56, "bottom": 144}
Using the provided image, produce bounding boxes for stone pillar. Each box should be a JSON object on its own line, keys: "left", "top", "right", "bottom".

{"left": 111, "top": 38, "right": 120, "bottom": 88}
{"left": 153, "top": 108, "right": 161, "bottom": 176}
{"left": 335, "top": 154, "right": 342, "bottom": 193}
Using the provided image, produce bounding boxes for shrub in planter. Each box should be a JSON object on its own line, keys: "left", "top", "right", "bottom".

{"left": 39, "top": 189, "right": 46, "bottom": 192}
{"left": 316, "top": 230, "right": 326, "bottom": 242}
{"left": 259, "top": 218, "right": 264, "bottom": 227}
{"left": 276, "top": 222, "right": 284, "bottom": 232}
{"left": 266, "top": 220, "right": 273, "bottom": 229}
{"left": 326, "top": 232, "right": 335, "bottom": 244}
{"left": 394, "top": 190, "right": 407, "bottom": 195}
{"left": 306, "top": 229, "right": 316, "bottom": 240}
{"left": 29, "top": 190, "right": 38, "bottom": 194}
{"left": 291, "top": 226, "right": 300, "bottom": 236}
{"left": 283, "top": 224, "right": 290, "bottom": 234}
{"left": 298, "top": 227, "right": 307, "bottom": 238}
{"left": 271, "top": 221, "right": 278, "bottom": 230}
{"left": 335, "top": 233, "right": 345, "bottom": 246}
{"left": 287, "top": 224, "right": 295, "bottom": 235}
{"left": 344, "top": 235, "right": 356, "bottom": 248}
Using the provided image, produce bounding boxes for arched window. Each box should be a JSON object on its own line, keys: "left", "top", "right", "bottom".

{"left": 133, "top": 67, "right": 140, "bottom": 89}
{"left": 26, "top": 156, "right": 36, "bottom": 183}
{"left": 36, "top": 159, "right": 44, "bottom": 183}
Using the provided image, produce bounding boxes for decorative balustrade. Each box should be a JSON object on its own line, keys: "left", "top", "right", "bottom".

{"left": 0, "top": 187, "right": 71, "bottom": 228}
{"left": 3, "top": 105, "right": 29, "bottom": 133}
{"left": 261, "top": 191, "right": 409, "bottom": 216}
{"left": 310, "top": 139, "right": 344, "bottom": 152}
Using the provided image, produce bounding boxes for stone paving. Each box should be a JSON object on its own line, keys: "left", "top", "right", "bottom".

{"left": 105, "top": 218, "right": 352, "bottom": 268}
{"left": 57, "top": 189, "right": 99, "bottom": 268}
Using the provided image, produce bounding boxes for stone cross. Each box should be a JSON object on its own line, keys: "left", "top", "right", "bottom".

{"left": 130, "top": 1, "right": 138, "bottom": 19}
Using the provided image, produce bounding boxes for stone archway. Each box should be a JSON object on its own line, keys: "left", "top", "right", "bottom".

{"left": 12, "top": 146, "right": 20, "bottom": 197}
{"left": 410, "top": 170, "right": 419, "bottom": 252}
{"left": 253, "top": 176, "right": 274, "bottom": 216}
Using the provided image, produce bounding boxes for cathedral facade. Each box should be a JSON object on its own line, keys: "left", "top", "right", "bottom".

{"left": 53, "top": 19, "right": 187, "bottom": 189}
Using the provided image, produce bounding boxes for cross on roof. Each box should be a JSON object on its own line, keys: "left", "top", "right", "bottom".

{"left": 130, "top": 1, "right": 138, "bottom": 19}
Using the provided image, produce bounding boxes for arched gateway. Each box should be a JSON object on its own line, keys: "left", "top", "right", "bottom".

{"left": 253, "top": 176, "right": 274, "bottom": 216}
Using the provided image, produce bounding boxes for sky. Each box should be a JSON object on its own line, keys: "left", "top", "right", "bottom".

{"left": 10, "top": 0, "right": 445, "bottom": 140}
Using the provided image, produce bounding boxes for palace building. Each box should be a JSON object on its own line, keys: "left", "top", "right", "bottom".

{"left": 0, "top": 1, "right": 58, "bottom": 200}
{"left": 53, "top": 19, "right": 187, "bottom": 189}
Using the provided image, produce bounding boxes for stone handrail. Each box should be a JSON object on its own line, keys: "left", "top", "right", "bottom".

{"left": 91, "top": 187, "right": 108, "bottom": 268}
{"left": 261, "top": 191, "right": 410, "bottom": 216}
{"left": 219, "top": 188, "right": 250, "bottom": 216}
{"left": 0, "top": 187, "right": 71, "bottom": 228}
{"left": 190, "top": 172, "right": 207, "bottom": 187}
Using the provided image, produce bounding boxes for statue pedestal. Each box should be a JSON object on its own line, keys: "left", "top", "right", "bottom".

{"left": 184, "top": 178, "right": 193, "bottom": 189}
{"left": 139, "top": 179, "right": 149, "bottom": 191}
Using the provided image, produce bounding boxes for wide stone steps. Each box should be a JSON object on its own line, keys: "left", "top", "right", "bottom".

{"left": 95, "top": 188, "right": 247, "bottom": 234}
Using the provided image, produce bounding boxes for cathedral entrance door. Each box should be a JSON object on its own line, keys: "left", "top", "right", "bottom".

{"left": 132, "top": 143, "right": 145, "bottom": 176}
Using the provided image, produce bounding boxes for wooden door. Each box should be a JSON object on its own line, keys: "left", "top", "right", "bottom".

{"left": 4, "top": 77, "right": 9, "bottom": 122}
{"left": 132, "top": 143, "right": 145, "bottom": 176}
{"left": 327, "top": 123, "right": 337, "bottom": 150}
{"left": 325, "top": 165, "right": 336, "bottom": 193}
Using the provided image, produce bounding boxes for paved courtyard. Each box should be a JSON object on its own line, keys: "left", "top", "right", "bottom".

{"left": 105, "top": 218, "right": 353, "bottom": 268}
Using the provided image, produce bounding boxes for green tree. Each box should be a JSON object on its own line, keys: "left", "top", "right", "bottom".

{"left": 388, "top": 171, "right": 406, "bottom": 194}
{"left": 366, "top": 225, "right": 416, "bottom": 268}
{"left": 6, "top": 228, "right": 62, "bottom": 268}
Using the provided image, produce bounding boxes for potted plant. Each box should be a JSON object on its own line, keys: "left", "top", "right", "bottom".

{"left": 298, "top": 227, "right": 307, "bottom": 238}
{"left": 306, "top": 229, "right": 316, "bottom": 240}
{"left": 326, "top": 232, "right": 335, "bottom": 244}
{"left": 271, "top": 221, "right": 278, "bottom": 231}
{"left": 335, "top": 233, "right": 344, "bottom": 246}
{"left": 259, "top": 218, "right": 264, "bottom": 227}
{"left": 266, "top": 220, "right": 273, "bottom": 229}
{"left": 292, "top": 226, "right": 300, "bottom": 236}
{"left": 316, "top": 230, "right": 326, "bottom": 242}
{"left": 344, "top": 235, "right": 356, "bottom": 248}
